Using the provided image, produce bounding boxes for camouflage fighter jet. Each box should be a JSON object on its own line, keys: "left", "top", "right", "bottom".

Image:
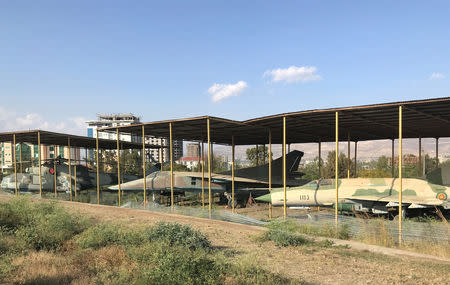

{"left": 0, "top": 156, "right": 141, "bottom": 193}
{"left": 108, "top": 150, "right": 307, "bottom": 206}
{"left": 256, "top": 177, "right": 450, "bottom": 217}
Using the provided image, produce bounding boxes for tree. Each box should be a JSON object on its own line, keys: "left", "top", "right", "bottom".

{"left": 322, "top": 151, "right": 354, "bottom": 178}
{"left": 299, "top": 156, "right": 323, "bottom": 181}
{"left": 246, "top": 146, "right": 272, "bottom": 166}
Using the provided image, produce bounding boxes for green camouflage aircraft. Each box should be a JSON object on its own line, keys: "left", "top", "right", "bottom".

{"left": 256, "top": 177, "right": 450, "bottom": 217}
{"left": 108, "top": 151, "right": 306, "bottom": 206}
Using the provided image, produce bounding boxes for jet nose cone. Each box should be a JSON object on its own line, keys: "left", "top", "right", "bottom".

{"left": 255, "top": 193, "right": 272, "bottom": 203}
{"left": 108, "top": 185, "right": 118, "bottom": 190}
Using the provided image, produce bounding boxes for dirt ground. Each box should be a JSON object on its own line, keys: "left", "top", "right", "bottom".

{"left": 1, "top": 195, "right": 449, "bottom": 284}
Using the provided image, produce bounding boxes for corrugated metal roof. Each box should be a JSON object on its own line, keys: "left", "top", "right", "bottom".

{"left": 0, "top": 130, "right": 162, "bottom": 149}
{"left": 100, "top": 97, "right": 450, "bottom": 145}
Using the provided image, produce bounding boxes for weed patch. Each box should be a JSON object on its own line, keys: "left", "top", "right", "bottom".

{"left": 0, "top": 197, "right": 88, "bottom": 252}
{"left": 145, "top": 221, "right": 212, "bottom": 250}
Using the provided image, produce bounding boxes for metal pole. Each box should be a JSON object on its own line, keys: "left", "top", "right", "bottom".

{"left": 418, "top": 137, "right": 422, "bottom": 177}
{"left": 318, "top": 140, "right": 321, "bottom": 178}
{"left": 96, "top": 129, "right": 100, "bottom": 204}
{"left": 169, "top": 122, "right": 174, "bottom": 208}
{"left": 436, "top": 138, "right": 439, "bottom": 168}
{"left": 263, "top": 144, "right": 266, "bottom": 165}
{"left": 347, "top": 134, "right": 350, "bottom": 179}
{"left": 142, "top": 125, "right": 147, "bottom": 206}
{"left": 68, "top": 137, "right": 72, "bottom": 201}
{"left": 255, "top": 144, "right": 258, "bottom": 166}
{"left": 354, "top": 141, "right": 358, "bottom": 178}
{"left": 335, "top": 112, "right": 339, "bottom": 227}
{"left": 232, "top": 135, "right": 235, "bottom": 213}
{"left": 391, "top": 139, "right": 395, "bottom": 178}
{"left": 13, "top": 134, "right": 18, "bottom": 195}
{"left": 201, "top": 140, "right": 205, "bottom": 208}
{"left": 268, "top": 129, "right": 272, "bottom": 219}
{"left": 116, "top": 128, "right": 121, "bottom": 206}
{"left": 54, "top": 145, "right": 57, "bottom": 198}
{"left": 38, "top": 131, "right": 42, "bottom": 198}
{"left": 74, "top": 165, "right": 77, "bottom": 199}
{"left": 207, "top": 118, "right": 212, "bottom": 217}
{"left": 398, "top": 106, "right": 403, "bottom": 245}
{"left": 19, "top": 142, "right": 22, "bottom": 173}
{"left": 283, "top": 116, "right": 287, "bottom": 219}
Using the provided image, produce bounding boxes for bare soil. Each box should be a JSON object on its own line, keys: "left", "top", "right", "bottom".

{"left": 1, "top": 194, "right": 449, "bottom": 285}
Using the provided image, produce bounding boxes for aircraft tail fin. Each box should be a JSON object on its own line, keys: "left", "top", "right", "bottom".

{"left": 226, "top": 150, "right": 304, "bottom": 181}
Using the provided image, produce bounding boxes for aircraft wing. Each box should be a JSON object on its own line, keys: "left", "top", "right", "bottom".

{"left": 185, "top": 172, "right": 267, "bottom": 184}
{"left": 345, "top": 196, "right": 446, "bottom": 207}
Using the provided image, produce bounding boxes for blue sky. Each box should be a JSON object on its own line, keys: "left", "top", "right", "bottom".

{"left": 0, "top": 0, "right": 449, "bottom": 134}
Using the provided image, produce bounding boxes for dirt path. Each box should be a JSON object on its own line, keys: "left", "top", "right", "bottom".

{"left": 1, "top": 195, "right": 449, "bottom": 284}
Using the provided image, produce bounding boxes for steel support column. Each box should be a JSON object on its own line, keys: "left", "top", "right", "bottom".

{"left": 116, "top": 128, "right": 121, "bottom": 206}
{"left": 68, "top": 137, "right": 72, "bottom": 201}
{"left": 354, "top": 141, "right": 358, "bottom": 177}
{"left": 54, "top": 145, "right": 57, "bottom": 198}
{"left": 255, "top": 144, "right": 258, "bottom": 166}
{"left": 418, "top": 137, "right": 422, "bottom": 177}
{"left": 169, "top": 122, "right": 174, "bottom": 208}
{"left": 231, "top": 135, "right": 235, "bottom": 213}
{"left": 201, "top": 140, "right": 205, "bottom": 208}
{"left": 335, "top": 112, "right": 339, "bottom": 227}
{"left": 207, "top": 118, "right": 212, "bottom": 217}
{"left": 142, "top": 125, "right": 147, "bottom": 206}
{"left": 74, "top": 165, "right": 77, "bottom": 198}
{"left": 436, "top": 138, "right": 439, "bottom": 168}
{"left": 318, "top": 140, "right": 321, "bottom": 178}
{"left": 269, "top": 129, "right": 272, "bottom": 219}
{"left": 96, "top": 129, "right": 100, "bottom": 204}
{"left": 391, "top": 139, "right": 395, "bottom": 178}
{"left": 283, "top": 116, "right": 287, "bottom": 219}
{"left": 347, "top": 134, "right": 351, "bottom": 179}
{"left": 398, "top": 106, "right": 403, "bottom": 245}
{"left": 19, "top": 143, "right": 22, "bottom": 173}
{"left": 38, "top": 131, "right": 42, "bottom": 198}
{"left": 13, "top": 134, "right": 18, "bottom": 195}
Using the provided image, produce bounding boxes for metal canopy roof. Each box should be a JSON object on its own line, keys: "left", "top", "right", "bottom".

{"left": 101, "top": 116, "right": 270, "bottom": 145}
{"left": 245, "top": 97, "right": 450, "bottom": 144}
{"left": 0, "top": 130, "right": 161, "bottom": 149}
{"left": 103, "top": 97, "right": 450, "bottom": 145}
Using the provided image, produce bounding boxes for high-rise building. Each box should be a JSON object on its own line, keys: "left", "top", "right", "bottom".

{"left": 86, "top": 114, "right": 183, "bottom": 162}
{"left": 1, "top": 142, "right": 80, "bottom": 172}
{"left": 186, "top": 143, "right": 200, "bottom": 158}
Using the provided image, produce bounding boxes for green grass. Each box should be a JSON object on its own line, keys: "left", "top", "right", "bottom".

{"left": 0, "top": 197, "right": 301, "bottom": 284}
{"left": 265, "top": 219, "right": 351, "bottom": 240}
{"left": 0, "top": 196, "right": 89, "bottom": 251}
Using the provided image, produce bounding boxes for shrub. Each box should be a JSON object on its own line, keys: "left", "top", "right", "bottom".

{"left": 129, "top": 242, "right": 225, "bottom": 285}
{"left": 145, "top": 222, "right": 211, "bottom": 251}
{"left": 258, "top": 229, "right": 312, "bottom": 247}
{"left": 0, "top": 197, "right": 88, "bottom": 251}
{"left": 230, "top": 257, "right": 299, "bottom": 285}
{"left": 76, "top": 223, "right": 144, "bottom": 249}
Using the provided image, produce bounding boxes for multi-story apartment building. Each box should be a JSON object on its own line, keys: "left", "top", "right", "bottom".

{"left": 86, "top": 114, "right": 183, "bottom": 162}
{"left": 1, "top": 142, "right": 80, "bottom": 172}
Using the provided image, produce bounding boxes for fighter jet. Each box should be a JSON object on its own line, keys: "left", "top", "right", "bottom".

{"left": 0, "top": 156, "right": 140, "bottom": 193}
{"left": 108, "top": 150, "right": 306, "bottom": 206}
{"left": 256, "top": 177, "right": 450, "bottom": 217}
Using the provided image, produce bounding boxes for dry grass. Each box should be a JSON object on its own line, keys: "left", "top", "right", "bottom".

{"left": 1, "top": 195, "right": 450, "bottom": 285}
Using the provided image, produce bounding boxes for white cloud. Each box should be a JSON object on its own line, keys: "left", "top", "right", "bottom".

{"left": 264, "top": 65, "right": 322, "bottom": 83}
{"left": 0, "top": 106, "right": 87, "bottom": 135}
{"left": 429, "top": 72, "right": 445, "bottom": 80}
{"left": 208, "top": 81, "right": 248, "bottom": 102}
